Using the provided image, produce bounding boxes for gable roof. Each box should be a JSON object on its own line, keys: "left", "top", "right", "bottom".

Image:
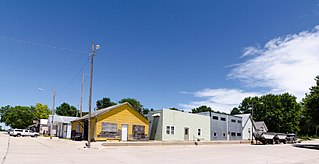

{"left": 235, "top": 113, "right": 251, "bottom": 128}
{"left": 48, "top": 115, "right": 78, "bottom": 124}
{"left": 72, "top": 102, "right": 140, "bottom": 122}
{"left": 254, "top": 121, "right": 268, "bottom": 132}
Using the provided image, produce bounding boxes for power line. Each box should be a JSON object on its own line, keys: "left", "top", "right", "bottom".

{"left": 58, "top": 57, "right": 90, "bottom": 92}
{"left": 0, "top": 35, "right": 89, "bottom": 55}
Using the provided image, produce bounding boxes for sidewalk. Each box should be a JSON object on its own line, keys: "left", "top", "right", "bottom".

{"left": 102, "top": 140, "right": 251, "bottom": 147}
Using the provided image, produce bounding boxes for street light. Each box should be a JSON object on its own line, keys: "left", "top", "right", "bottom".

{"left": 87, "top": 42, "right": 100, "bottom": 148}
{"left": 38, "top": 88, "right": 56, "bottom": 139}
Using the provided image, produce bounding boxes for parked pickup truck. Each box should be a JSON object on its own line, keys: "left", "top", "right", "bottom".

{"left": 10, "top": 129, "right": 39, "bottom": 137}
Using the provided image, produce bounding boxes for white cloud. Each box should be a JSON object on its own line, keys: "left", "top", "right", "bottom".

{"left": 180, "top": 25, "right": 319, "bottom": 113}
{"left": 229, "top": 26, "right": 319, "bottom": 100}
{"left": 179, "top": 88, "right": 261, "bottom": 113}
{"left": 241, "top": 46, "right": 263, "bottom": 57}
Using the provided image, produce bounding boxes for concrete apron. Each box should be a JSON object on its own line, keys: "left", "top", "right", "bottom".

{"left": 102, "top": 140, "right": 251, "bottom": 146}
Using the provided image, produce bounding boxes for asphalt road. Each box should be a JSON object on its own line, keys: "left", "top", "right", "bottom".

{"left": 1, "top": 132, "right": 318, "bottom": 164}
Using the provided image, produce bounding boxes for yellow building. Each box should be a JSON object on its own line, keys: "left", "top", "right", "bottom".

{"left": 71, "top": 102, "right": 149, "bottom": 141}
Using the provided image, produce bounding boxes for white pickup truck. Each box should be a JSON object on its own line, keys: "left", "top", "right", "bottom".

{"left": 10, "top": 129, "right": 39, "bottom": 137}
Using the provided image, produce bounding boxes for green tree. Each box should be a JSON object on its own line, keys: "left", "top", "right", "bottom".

{"left": 0, "top": 105, "right": 12, "bottom": 123}
{"left": 2, "top": 106, "right": 37, "bottom": 129}
{"left": 236, "top": 93, "right": 301, "bottom": 133}
{"left": 169, "top": 107, "right": 184, "bottom": 112}
{"left": 301, "top": 76, "right": 319, "bottom": 135}
{"left": 191, "top": 105, "right": 212, "bottom": 113}
{"left": 96, "top": 97, "right": 116, "bottom": 110}
{"left": 35, "top": 103, "right": 51, "bottom": 119}
{"left": 119, "top": 98, "right": 143, "bottom": 113}
{"left": 230, "top": 107, "right": 241, "bottom": 115}
{"left": 55, "top": 102, "right": 77, "bottom": 117}
{"left": 142, "top": 108, "right": 150, "bottom": 115}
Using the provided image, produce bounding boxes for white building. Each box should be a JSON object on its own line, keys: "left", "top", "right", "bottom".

{"left": 147, "top": 109, "right": 210, "bottom": 141}
{"left": 39, "top": 119, "right": 49, "bottom": 135}
{"left": 235, "top": 114, "right": 256, "bottom": 140}
{"left": 48, "top": 115, "right": 78, "bottom": 138}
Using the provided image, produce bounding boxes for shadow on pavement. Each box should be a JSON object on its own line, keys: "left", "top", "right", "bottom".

{"left": 293, "top": 144, "right": 319, "bottom": 150}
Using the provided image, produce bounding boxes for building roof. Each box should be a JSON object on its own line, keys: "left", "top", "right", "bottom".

{"left": 72, "top": 102, "right": 134, "bottom": 122}
{"left": 48, "top": 115, "right": 78, "bottom": 124}
{"left": 254, "top": 121, "right": 268, "bottom": 132}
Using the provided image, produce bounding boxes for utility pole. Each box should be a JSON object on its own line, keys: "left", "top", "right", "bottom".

{"left": 87, "top": 42, "right": 95, "bottom": 148}
{"left": 80, "top": 73, "right": 84, "bottom": 117}
{"left": 50, "top": 90, "right": 56, "bottom": 139}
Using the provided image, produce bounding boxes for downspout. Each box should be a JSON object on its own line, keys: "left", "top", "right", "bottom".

{"left": 226, "top": 115, "right": 229, "bottom": 141}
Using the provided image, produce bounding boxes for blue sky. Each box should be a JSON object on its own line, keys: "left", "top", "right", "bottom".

{"left": 1, "top": 0, "right": 319, "bottom": 113}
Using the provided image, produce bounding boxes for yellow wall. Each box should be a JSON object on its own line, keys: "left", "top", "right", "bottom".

{"left": 95, "top": 104, "right": 148, "bottom": 141}
{"left": 71, "top": 103, "right": 149, "bottom": 141}
{"left": 71, "top": 121, "right": 84, "bottom": 133}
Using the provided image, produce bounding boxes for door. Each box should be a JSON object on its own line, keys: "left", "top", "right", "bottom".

{"left": 121, "top": 124, "right": 128, "bottom": 141}
{"left": 184, "top": 127, "right": 189, "bottom": 141}
{"left": 150, "top": 116, "right": 159, "bottom": 140}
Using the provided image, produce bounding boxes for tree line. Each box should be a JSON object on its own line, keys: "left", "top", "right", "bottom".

{"left": 1, "top": 76, "right": 319, "bottom": 136}
{"left": 230, "top": 76, "right": 319, "bottom": 136}
{"left": 0, "top": 97, "right": 147, "bottom": 129}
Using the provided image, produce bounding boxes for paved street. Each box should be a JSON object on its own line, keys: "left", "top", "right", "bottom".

{"left": 1, "top": 132, "right": 319, "bottom": 164}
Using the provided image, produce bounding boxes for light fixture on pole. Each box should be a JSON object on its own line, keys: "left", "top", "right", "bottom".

{"left": 87, "top": 42, "right": 100, "bottom": 148}
{"left": 38, "top": 88, "right": 56, "bottom": 139}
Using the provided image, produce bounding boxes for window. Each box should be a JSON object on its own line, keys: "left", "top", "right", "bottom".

{"left": 184, "top": 128, "right": 189, "bottom": 135}
{"left": 221, "top": 117, "right": 226, "bottom": 121}
{"left": 102, "top": 122, "right": 117, "bottom": 132}
{"left": 171, "top": 126, "right": 175, "bottom": 135}
{"left": 231, "top": 119, "right": 236, "bottom": 123}
{"left": 166, "top": 126, "right": 174, "bottom": 135}
{"left": 98, "top": 122, "right": 119, "bottom": 138}
{"left": 231, "top": 132, "right": 236, "bottom": 136}
{"left": 223, "top": 133, "right": 226, "bottom": 137}
{"left": 237, "top": 133, "right": 242, "bottom": 136}
{"left": 213, "top": 132, "right": 217, "bottom": 137}
{"left": 212, "top": 116, "right": 218, "bottom": 120}
{"left": 198, "top": 129, "right": 201, "bottom": 136}
{"left": 166, "top": 126, "right": 170, "bottom": 134}
{"left": 237, "top": 120, "right": 242, "bottom": 123}
{"left": 132, "top": 125, "right": 145, "bottom": 139}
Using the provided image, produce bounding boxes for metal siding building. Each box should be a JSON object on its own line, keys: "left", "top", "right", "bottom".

{"left": 48, "top": 115, "right": 78, "bottom": 138}
{"left": 199, "top": 112, "right": 242, "bottom": 141}
{"left": 147, "top": 109, "right": 210, "bottom": 141}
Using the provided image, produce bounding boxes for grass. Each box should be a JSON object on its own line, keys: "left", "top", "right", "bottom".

{"left": 298, "top": 135, "right": 319, "bottom": 141}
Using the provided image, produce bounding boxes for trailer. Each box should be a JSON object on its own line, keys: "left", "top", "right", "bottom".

{"left": 253, "top": 132, "right": 276, "bottom": 144}
{"left": 274, "top": 133, "right": 287, "bottom": 144}
{"left": 253, "top": 132, "right": 297, "bottom": 145}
